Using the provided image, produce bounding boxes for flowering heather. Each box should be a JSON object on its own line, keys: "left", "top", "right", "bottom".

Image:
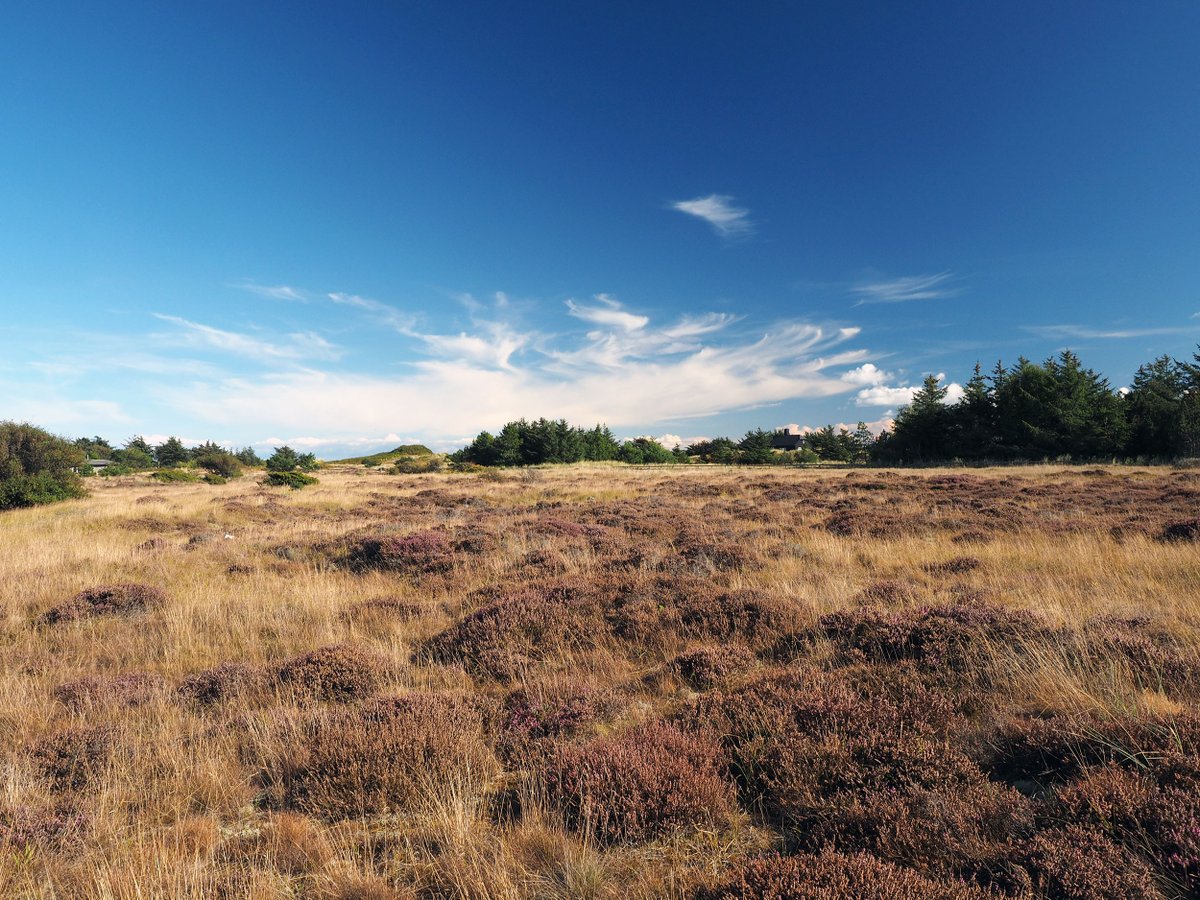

{"left": 38, "top": 583, "right": 167, "bottom": 625}
{"left": 276, "top": 643, "right": 388, "bottom": 704}
{"left": 269, "top": 693, "right": 496, "bottom": 820}
{"left": 542, "top": 721, "right": 735, "bottom": 845}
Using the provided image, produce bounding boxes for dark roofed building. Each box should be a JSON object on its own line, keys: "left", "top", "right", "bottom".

{"left": 771, "top": 425, "right": 806, "bottom": 450}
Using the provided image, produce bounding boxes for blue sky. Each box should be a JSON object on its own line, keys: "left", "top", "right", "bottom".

{"left": 3, "top": 2, "right": 1199, "bottom": 454}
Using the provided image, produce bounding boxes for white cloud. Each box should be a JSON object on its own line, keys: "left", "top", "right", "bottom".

{"left": 567, "top": 295, "right": 650, "bottom": 331}
{"left": 328, "top": 292, "right": 417, "bottom": 333}
{"left": 855, "top": 373, "right": 964, "bottom": 407}
{"left": 1025, "top": 324, "right": 1197, "bottom": 340}
{"left": 671, "top": 194, "right": 753, "bottom": 239}
{"left": 840, "top": 363, "right": 892, "bottom": 386}
{"left": 154, "top": 298, "right": 874, "bottom": 443}
{"left": 852, "top": 271, "right": 957, "bottom": 304}
{"left": 151, "top": 314, "right": 341, "bottom": 361}
{"left": 233, "top": 282, "right": 307, "bottom": 302}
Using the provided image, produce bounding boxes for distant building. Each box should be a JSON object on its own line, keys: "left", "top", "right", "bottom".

{"left": 771, "top": 425, "right": 806, "bottom": 450}
{"left": 86, "top": 459, "right": 114, "bottom": 471}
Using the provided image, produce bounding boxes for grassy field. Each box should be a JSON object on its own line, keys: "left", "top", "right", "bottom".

{"left": 1, "top": 464, "right": 1199, "bottom": 898}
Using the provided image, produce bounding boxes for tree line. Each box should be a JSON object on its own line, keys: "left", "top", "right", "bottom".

{"left": 72, "top": 435, "right": 319, "bottom": 476}
{"left": 876, "top": 350, "right": 1200, "bottom": 464}
{"left": 453, "top": 348, "right": 1200, "bottom": 467}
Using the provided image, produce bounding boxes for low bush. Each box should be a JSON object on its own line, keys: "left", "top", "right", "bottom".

{"left": 54, "top": 671, "right": 164, "bottom": 711}
{"left": 276, "top": 643, "right": 388, "bottom": 704}
{"left": 263, "top": 471, "right": 319, "bottom": 489}
{"left": 270, "top": 693, "right": 496, "bottom": 820}
{"left": 344, "top": 529, "right": 454, "bottom": 575}
{"left": 497, "top": 680, "right": 621, "bottom": 764}
{"left": 696, "top": 850, "right": 992, "bottom": 900}
{"left": 1022, "top": 826, "right": 1163, "bottom": 899}
{"left": 542, "top": 721, "right": 735, "bottom": 845}
{"left": 39, "top": 583, "right": 168, "bottom": 625}
{"left": 671, "top": 644, "right": 757, "bottom": 690}
{"left": 178, "top": 661, "right": 270, "bottom": 707}
{"left": 425, "top": 582, "right": 611, "bottom": 681}
{"left": 0, "top": 803, "right": 89, "bottom": 849}
{"left": 30, "top": 725, "right": 116, "bottom": 792}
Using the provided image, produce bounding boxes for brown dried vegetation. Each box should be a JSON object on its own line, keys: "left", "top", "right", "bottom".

{"left": 5, "top": 464, "right": 1200, "bottom": 896}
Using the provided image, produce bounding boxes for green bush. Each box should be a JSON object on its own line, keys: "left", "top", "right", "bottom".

{"left": 202, "top": 474, "right": 228, "bottom": 485}
{"left": 0, "top": 422, "right": 87, "bottom": 511}
{"left": 263, "top": 471, "right": 319, "bottom": 490}
{"left": 193, "top": 450, "right": 241, "bottom": 478}
{"left": 150, "top": 469, "right": 200, "bottom": 483}
{"left": 392, "top": 456, "right": 444, "bottom": 474}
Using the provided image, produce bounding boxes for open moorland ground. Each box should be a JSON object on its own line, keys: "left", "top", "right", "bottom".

{"left": 2, "top": 464, "right": 1200, "bottom": 898}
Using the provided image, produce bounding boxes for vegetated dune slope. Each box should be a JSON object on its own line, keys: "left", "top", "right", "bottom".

{"left": 1, "top": 463, "right": 1199, "bottom": 898}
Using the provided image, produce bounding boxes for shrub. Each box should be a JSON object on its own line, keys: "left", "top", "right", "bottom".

{"left": 178, "top": 661, "right": 270, "bottom": 707}
{"left": 818, "top": 603, "right": 1044, "bottom": 672}
{"left": 0, "top": 803, "right": 89, "bottom": 849}
{"left": 696, "top": 854, "right": 993, "bottom": 900}
{"left": 39, "top": 582, "right": 167, "bottom": 625}
{"left": 671, "top": 644, "right": 757, "bottom": 690}
{"left": 1159, "top": 519, "right": 1200, "bottom": 542}
{"left": 30, "top": 725, "right": 116, "bottom": 792}
{"left": 542, "top": 721, "right": 735, "bottom": 845}
{"left": 54, "top": 671, "right": 164, "bottom": 711}
{"left": 0, "top": 421, "right": 87, "bottom": 511}
{"left": 263, "top": 471, "right": 318, "bottom": 489}
{"left": 497, "top": 680, "right": 621, "bottom": 764}
{"left": 1022, "top": 826, "right": 1163, "bottom": 900}
{"left": 425, "top": 583, "right": 611, "bottom": 681}
{"left": 696, "top": 850, "right": 992, "bottom": 900}
{"left": 344, "top": 530, "right": 454, "bottom": 575}
{"left": 272, "top": 693, "right": 496, "bottom": 820}
{"left": 193, "top": 450, "right": 241, "bottom": 478}
{"left": 276, "top": 644, "right": 388, "bottom": 704}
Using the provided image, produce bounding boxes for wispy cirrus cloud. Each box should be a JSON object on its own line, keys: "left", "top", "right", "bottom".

{"left": 328, "top": 292, "right": 417, "bottom": 333}
{"left": 671, "top": 194, "right": 753, "bottom": 239}
{"left": 156, "top": 293, "right": 875, "bottom": 442}
{"left": 151, "top": 314, "right": 341, "bottom": 361}
{"left": 852, "top": 271, "right": 958, "bottom": 304}
{"left": 1024, "top": 323, "right": 1199, "bottom": 340}
{"left": 232, "top": 282, "right": 308, "bottom": 302}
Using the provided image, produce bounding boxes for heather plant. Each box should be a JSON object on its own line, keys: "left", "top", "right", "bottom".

{"left": 670, "top": 644, "right": 757, "bottom": 690}
{"left": 38, "top": 582, "right": 167, "bottom": 625}
{"left": 54, "top": 671, "right": 164, "bottom": 711}
{"left": 696, "top": 850, "right": 993, "bottom": 900}
{"left": 344, "top": 529, "right": 455, "bottom": 575}
{"left": 541, "top": 721, "right": 735, "bottom": 845}
{"left": 425, "top": 582, "right": 612, "bottom": 681}
{"left": 30, "top": 725, "right": 117, "bottom": 792}
{"left": 276, "top": 643, "right": 388, "bottom": 704}
{"left": 268, "top": 693, "right": 496, "bottom": 820}
{"left": 177, "top": 661, "right": 271, "bottom": 707}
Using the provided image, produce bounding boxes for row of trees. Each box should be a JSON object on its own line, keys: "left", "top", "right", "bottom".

{"left": 878, "top": 350, "right": 1200, "bottom": 463}
{"left": 73, "top": 435, "right": 319, "bottom": 475}
{"left": 451, "top": 419, "right": 682, "bottom": 466}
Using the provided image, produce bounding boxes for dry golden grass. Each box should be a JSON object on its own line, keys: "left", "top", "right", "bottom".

{"left": 0, "top": 463, "right": 1198, "bottom": 897}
